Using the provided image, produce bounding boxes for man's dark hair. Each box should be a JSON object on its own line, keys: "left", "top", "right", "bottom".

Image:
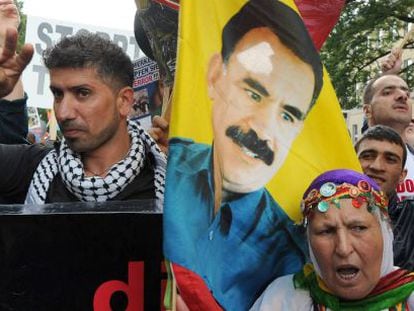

{"left": 43, "top": 31, "right": 133, "bottom": 92}
{"left": 220, "top": 0, "right": 323, "bottom": 111}
{"left": 355, "top": 124, "right": 407, "bottom": 168}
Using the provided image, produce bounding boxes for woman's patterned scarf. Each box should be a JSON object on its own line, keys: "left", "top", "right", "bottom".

{"left": 294, "top": 263, "right": 414, "bottom": 311}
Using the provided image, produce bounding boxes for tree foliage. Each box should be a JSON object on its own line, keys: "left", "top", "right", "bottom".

{"left": 320, "top": 0, "right": 414, "bottom": 109}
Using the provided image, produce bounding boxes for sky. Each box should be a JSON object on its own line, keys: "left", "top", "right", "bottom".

{"left": 23, "top": 0, "right": 137, "bottom": 31}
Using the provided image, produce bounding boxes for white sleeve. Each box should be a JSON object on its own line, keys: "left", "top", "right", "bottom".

{"left": 250, "top": 274, "right": 313, "bottom": 311}
{"left": 407, "top": 293, "right": 414, "bottom": 309}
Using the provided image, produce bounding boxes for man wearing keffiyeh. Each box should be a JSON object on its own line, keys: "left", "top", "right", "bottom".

{"left": 0, "top": 3, "right": 165, "bottom": 208}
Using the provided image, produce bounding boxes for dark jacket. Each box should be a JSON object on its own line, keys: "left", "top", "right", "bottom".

{"left": 0, "top": 95, "right": 28, "bottom": 144}
{"left": 0, "top": 143, "right": 156, "bottom": 204}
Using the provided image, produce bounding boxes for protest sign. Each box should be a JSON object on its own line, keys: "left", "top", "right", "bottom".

{"left": 0, "top": 201, "right": 163, "bottom": 310}
{"left": 130, "top": 56, "right": 161, "bottom": 129}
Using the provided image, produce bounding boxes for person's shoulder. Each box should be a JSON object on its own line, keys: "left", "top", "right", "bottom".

{"left": 250, "top": 274, "right": 311, "bottom": 311}
{"left": 169, "top": 137, "right": 211, "bottom": 157}
{"left": 0, "top": 142, "right": 48, "bottom": 152}
{"left": 169, "top": 137, "right": 206, "bottom": 147}
{"left": 261, "top": 189, "right": 308, "bottom": 253}
{"left": 265, "top": 274, "right": 295, "bottom": 290}
{"left": 26, "top": 143, "right": 53, "bottom": 156}
{"left": 261, "top": 189, "right": 291, "bottom": 218}
{"left": 0, "top": 143, "right": 53, "bottom": 166}
{"left": 407, "top": 144, "right": 414, "bottom": 156}
{"left": 167, "top": 137, "right": 212, "bottom": 172}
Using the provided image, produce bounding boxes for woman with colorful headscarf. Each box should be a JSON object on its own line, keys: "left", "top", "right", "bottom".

{"left": 251, "top": 169, "right": 414, "bottom": 311}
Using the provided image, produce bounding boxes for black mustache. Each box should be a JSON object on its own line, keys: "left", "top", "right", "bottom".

{"left": 59, "top": 120, "right": 86, "bottom": 132}
{"left": 225, "top": 126, "right": 274, "bottom": 166}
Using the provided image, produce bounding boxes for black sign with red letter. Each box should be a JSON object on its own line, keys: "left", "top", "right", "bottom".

{"left": 0, "top": 200, "right": 162, "bottom": 311}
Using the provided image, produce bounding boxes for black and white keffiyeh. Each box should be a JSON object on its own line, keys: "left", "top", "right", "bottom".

{"left": 25, "top": 121, "right": 166, "bottom": 211}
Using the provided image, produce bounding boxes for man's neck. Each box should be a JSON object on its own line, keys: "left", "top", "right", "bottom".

{"left": 370, "top": 121, "right": 407, "bottom": 139}
{"left": 82, "top": 128, "right": 131, "bottom": 177}
{"left": 391, "top": 125, "right": 406, "bottom": 139}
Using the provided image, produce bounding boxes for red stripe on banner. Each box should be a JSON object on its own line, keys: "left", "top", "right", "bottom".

{"left": 172, "top": 263, "right": 223, "bottom": 311}
{"left": 295, "top": 0, "right": 345, "bottom": 50}
{"left": 153, "top": 0, "right": 179, "bottom": 11}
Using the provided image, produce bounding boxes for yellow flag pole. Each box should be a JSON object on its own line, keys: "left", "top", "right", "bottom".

{"left": 134, "top": 0, "right": 150, "bottom": 10}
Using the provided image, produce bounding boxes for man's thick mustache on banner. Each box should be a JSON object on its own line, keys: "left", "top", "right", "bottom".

{"left": 226, "top": 125, "right": 274, "bottom": 166}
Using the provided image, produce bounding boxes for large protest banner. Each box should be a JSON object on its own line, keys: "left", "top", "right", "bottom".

{"left": 164, "top": 0, "right": 360, "bottom": 309}
{"left": 0, "top": 201, "right": 162, "bottom": 310}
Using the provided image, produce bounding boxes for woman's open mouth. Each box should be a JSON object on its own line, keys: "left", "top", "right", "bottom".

{"left": 336, "top": 266, "right": 360, "bottom": 281}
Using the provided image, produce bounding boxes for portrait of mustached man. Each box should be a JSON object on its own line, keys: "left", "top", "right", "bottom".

{"left": 164, "top": 0, "right": 323, "bottom": 309}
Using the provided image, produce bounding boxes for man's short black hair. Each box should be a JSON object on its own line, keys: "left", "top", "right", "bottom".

{"left": 220, "top": 0, "right": 323, "bottom": 111}
{"left": 43, "top": 31, "right": 133, "bottom": 92}
{"left": 355, "top": 124, "right": 407, "bottom": 168}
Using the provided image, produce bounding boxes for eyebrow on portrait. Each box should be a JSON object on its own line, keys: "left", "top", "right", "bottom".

{"left": 283, "top": 104, "right": 304, "bottom": 121}
{"left": 243, "top": 78, "right": 270, "bottom": 97}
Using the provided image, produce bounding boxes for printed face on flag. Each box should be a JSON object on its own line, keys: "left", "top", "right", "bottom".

{"left": 208, "top": 27, "right": 315, "bottom": 193}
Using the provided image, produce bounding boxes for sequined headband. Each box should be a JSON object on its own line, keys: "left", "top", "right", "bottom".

{"left": 301, "top": 180, "right": 388, "bottom": 223}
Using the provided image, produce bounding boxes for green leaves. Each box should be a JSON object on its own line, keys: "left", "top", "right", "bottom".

{"left": 320, "top": 0, "right": 414, "bottom": 109}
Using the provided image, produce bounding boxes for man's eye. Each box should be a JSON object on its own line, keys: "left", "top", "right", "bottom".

{"left": 359, "top": 154, "right": 373, "bottom": 160}
{"left": 281, "top": 111, "right": 294, "bottom": 123}
{"left": 386, "top": 157, "right": 398, "bottom": 164}
{"left": 52, "top": 90, "right": 63, "bottom": 101}
{"left": 245, "top": 89, "right": 261, "bottom": 103}
{"left": 77, "top": 89, "right": 91, "bottom": 97}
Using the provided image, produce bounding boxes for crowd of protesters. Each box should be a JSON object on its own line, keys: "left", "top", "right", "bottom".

{"left": 2, "top": 0, "right": 414, "bottom": 309}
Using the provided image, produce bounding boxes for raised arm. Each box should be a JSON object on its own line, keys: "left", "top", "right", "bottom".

{"left": 0, "top": 0, "right": 33, "bottom": 143}
{"left": 0, "top": 0, "right": 33, "bottom": 98}
{"left": 379, "top": 48, "right": 402, "bottom": 75}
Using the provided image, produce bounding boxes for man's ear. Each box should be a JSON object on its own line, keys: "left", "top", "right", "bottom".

{"left": 117, "top": 86, "right": 134, "bottom": 117}
{"left": 363, "top": 104, "right": 372, "bottom": 119}
{"left": 400, "top": 168, "right": 408, "bottom": 184}
{"left": 207, "top": 53, "right": 224, "bottom": 99}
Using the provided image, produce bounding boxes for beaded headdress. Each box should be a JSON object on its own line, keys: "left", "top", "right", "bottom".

{"left": 301, "top": 169, "right": 388, "bottom": 226}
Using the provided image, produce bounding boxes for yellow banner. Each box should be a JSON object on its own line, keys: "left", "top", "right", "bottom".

{"left": 164, "top": 1, "right": 361, "bottom": 309}
{"left": 169, "top": 0, "right": 360, "bottom": 221}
